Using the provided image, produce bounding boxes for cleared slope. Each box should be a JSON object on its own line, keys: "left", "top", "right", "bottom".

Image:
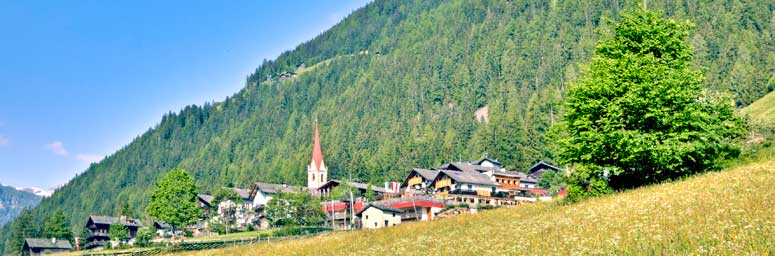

{"left": 741, "top": 91, "right": 775, "bottom": 126}
{"left": 173, "top": 161, "right": 775, "bottom": 255}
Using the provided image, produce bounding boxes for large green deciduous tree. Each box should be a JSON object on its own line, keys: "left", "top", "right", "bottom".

{"left": 265, "top": 192, "right": 326, "bottom": 227}
{"left": 562, "top": 9, "right": 743, "bottom": 192}
{"left": 145, "top": 169, "right": 202, "bottom": 235}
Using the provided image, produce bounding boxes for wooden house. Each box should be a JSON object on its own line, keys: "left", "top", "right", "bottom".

{"left": 527, "top": 161, "right": 561, "bottom": 179}
{"left": 430, "top": 167, "right": 499, "bottom": 199}
{"left": 83, "top": 215, "right": 143, "bottom": 249}
{"left": 400, "top": 168, "right": 439, "bottom": 195}
{"left": 355, "top": 204, "right": 403, "bottom": 229}
{"left": 22, "top": 238, "right": 72, "bottom": 256}
{"left": 196, "top": 194, "right": 214, "bottom": 217}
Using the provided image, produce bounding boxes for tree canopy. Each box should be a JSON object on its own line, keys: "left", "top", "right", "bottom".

{"left": 265, "top": 192, "right": 326, "bottom": 227}
{"left": 145, "top": 169, "right": 202, "bottom": 232}
{"left": 42, "top": 210, "right": 73, "bottom": 243}
{"left": 562, "top": 9, "right": 744, "bottom": 194}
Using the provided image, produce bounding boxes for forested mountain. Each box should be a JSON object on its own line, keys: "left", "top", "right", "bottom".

{"left": 0, "top": 185, "right": 41, "bottom": 226}
{"left": 2, "top": 0, "right": 774, "bottom": 252}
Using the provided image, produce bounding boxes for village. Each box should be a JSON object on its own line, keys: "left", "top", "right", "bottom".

{"left": 21, "top": 120, "right": 565, "bottom": 255}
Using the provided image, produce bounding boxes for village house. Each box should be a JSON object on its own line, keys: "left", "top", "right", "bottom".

{"left": 356, "top": 204, "right": 403, "bottom": 229}
{"left": 527, "top": 161, "right": 561, "bottom": 179}
{"left": 400, "top": 168, "right": 439, "bottom": 196}
{"left": 369, "top": 196, "right": 445, "bottom": 222}
{"left": 22, "top": 238, "right": 72, "bottom": 256}
{"left": 196, "top": 194, "right": 214, "bottom": 217}
{"left": 249, "top": 182, "right": 304, "bottom": 207}
{"left": 83, "top": 215, "right": 143, "bottom": 249}
{"left": 153, "top": 221, "right": 174, "bottom": 237}
{"left": 317, "top": 179, "right": 395, "bottom": 199}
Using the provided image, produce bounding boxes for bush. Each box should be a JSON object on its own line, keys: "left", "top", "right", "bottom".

{"left": 184, "top": 230, "right": 193, "bottom": 238}
{"left": 564, "top": 166, "right": 613, "bottom": 204}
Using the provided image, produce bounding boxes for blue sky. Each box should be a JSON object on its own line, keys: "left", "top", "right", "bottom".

{"left": 0, "top": 0, "right": 371, "bottom": 189}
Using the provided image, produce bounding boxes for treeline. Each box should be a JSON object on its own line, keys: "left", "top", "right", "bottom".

{"left": 2, "top": 0, "right": 774, "bottom": 253}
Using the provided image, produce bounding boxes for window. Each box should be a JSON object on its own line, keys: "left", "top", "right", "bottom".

{"left": 365, "top": 215, "right": 368, "bottom": 220}
{"left": 393, "top": 213, "right": 396, "bottom": 217}
{"left": 467, "top": 184, "right": 473, "bottom": 190}
{"left": 320, "top": 173, "right": 324, "bottom": 181}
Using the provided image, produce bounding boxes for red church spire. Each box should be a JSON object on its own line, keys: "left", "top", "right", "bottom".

{"left": 311, "top": 119, "right": 324, "bottom": 170}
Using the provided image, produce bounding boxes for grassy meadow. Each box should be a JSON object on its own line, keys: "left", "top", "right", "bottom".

{"left": 168, "top": 161, "right": 775, "bottom": 255}
{"left": 742, "top": 91, "right": 775, "bottom": 126}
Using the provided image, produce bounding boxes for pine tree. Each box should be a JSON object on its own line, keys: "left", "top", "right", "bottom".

{"left": 5, "top": 208, "right": 36, "bottom": 255}
{"left": 42, "top": 209, "right": 74, "bottom": 243}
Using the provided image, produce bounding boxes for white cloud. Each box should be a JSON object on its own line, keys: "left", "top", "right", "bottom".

{"left": 0, "top": 135, "right": 7, "bottom": 146}
{"left": 76, "top": 154, "right": 103, "bottom": 164}
{"left": 46, "top": 141, "right": 68, "bottom": 156}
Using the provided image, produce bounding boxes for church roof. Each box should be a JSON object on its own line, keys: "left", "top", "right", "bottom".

{"left": 311, "top": 120, "right": 324, "bottom": 170}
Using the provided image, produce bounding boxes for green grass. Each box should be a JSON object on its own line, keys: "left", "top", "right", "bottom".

{"left": 182, "top": 230, "right": 271, "bottom": 242}
{"left": 169, "top": 161, "right": 775, "bottom": 255}
{"left": 741, "top": 91, "right": 775, "bottom": 126}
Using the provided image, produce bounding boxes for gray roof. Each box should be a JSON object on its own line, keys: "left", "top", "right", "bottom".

{"left": 197, "top": 194, "right": 214, "bottom": 205}
{"left": 346, "top": 181, "right": 393, "bottom": 194}
{"left": 251, "top": 182, "right": 304, "bottom": 198}
{"left": 231, "top": 188, "right": 253, "bottom": 200}
{"left": 447, "top": 162, "right": 501, "bottom": 173}
{"left": 24, "top": 238, "right": 72, "bottom": 250}
{"left": 88, "top": 215, "right": 143, "bottom": 227}
{"left": 474, "top": 158, "right": 503, "bottom": 167}
{"left": 412, "top": 168, "right": 440, "bottom": 180}
{"left": 356, "top": 203, "right": 404, "bottom": 216}
{"left": 371, "top": 196, "right": 446, "bottom": 206}
{"left": 153, "top": 221, "right": 172, "bottom": 230}
{"left": 439, "top": 169, "right": 499, "bottom": 186}
{"left": 319, "top": 180, "right": 393, "bottom": 194}
{"left": 528, "top": 161, "right": 561, "bottom": 174}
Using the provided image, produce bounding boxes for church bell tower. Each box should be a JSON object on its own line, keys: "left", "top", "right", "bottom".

{"left": 307, "top": 119, "right": 328, "bottom": 190}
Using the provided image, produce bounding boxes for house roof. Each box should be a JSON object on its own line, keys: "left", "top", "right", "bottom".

{"left": 197, "top": 194, "right": 214, "bottom": 206}
{"left": 24, "top": 238, "right": 72, "bottom": 250}
{"left": 250, "top": 182, "right": 304, "bottom": 198}
{"left": 412, "top": 168, "right": 440, "bottom": 180}
{"left": 446, "top": 162, "right": 501, "bottom": 173}
{"left": 401, "top": 168, "right": 440, "bottom": 187}
{"left": 528, "top": 161, "right": 560, "bottom": 174}
{"left": 439, "top": 169, "right": 499, "bottom": 186}
{"left": 355, "top": 203, "right": 404, "bottom": 216}
{"left": 87, "top": 215, "right": 143, "bottom": 227}
{"left": 153, "top": 221, "right": 172, "bottom": 230}
{"left": 318, "top": 180, "right": 393, "bottom": 194}
{"left": 372, "top": 196, "right": 446, "bottom": 209}
{"left": 474, "top": 158, "right": 503, "bottom": 167}
{"left": 231, "top": 188, "right": 253, "bottom": 200}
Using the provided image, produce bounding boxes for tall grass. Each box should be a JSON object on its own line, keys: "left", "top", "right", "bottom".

{"left": 170, "top": 161, "right": 775, "bottom": 255}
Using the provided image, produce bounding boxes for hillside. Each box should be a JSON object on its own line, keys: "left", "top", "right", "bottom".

{"left": 742, "top": 91, "right": 775, "bottom": 126}
{"left": 172, "top": 161, "right": 775, "bottom": 255}
{"left": 0, "top": 185, "right": 41, "bottom": 226}
{"left": 2, "top": 0, "right": 774, "bottom": 252}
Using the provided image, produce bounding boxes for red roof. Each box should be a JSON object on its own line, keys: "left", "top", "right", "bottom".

{"left": 386, "top": 200, "right": 445, "bottom": 209}
{"left": 311, "top": 120, "right": 324, "bottom": 170}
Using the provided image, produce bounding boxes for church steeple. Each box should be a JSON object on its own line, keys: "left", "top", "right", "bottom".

{"left": 307, "top": 118, "right": 327, "bottom": 190}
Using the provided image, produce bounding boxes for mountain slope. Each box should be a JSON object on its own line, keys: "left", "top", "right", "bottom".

{"left": 741, "top": 91, "right": 775, "bottom": 126}
{"left": 178, "top": 161, "right": 775, "bottom": 255}
{"left": 2, "top": 0, "right": 774, "bottom": 252}
{"left": 0, "top": 185, "right": 41, "bottom": 226}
